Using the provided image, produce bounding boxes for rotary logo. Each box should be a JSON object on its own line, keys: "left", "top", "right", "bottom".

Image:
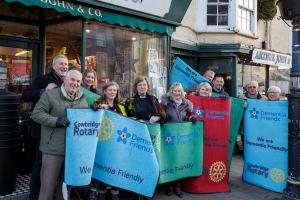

{"left": 269, "top": 168, "right": 285, "bottom": 183}
{"left": 209, "top": 161, "right": 227, "bottom": 183}
{"left": 98, "top": 117, "right": 114, "bottom": 141}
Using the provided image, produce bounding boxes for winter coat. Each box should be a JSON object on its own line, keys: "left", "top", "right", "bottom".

{"left": 32, "top": 86, "right": 88, "bottom": 155}
{"left": 160, "top": 94, "right": 193, "bottom": 123}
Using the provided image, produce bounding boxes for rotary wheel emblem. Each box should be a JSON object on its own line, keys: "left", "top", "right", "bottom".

{"left": 209, "top": 161, "right": 227, "bottom": 183}
{"left": 270, "top": 168, "right": 285, "bottom": 183}
{"left": 98, "top": 117, "right": 114, "bottom": 141}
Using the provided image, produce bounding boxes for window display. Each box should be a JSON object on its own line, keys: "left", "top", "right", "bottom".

{"left": 85, "top": 21, "right": 168, "bottom": 98}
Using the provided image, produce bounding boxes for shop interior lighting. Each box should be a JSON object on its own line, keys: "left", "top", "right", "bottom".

{"left": 132, "top": 37, "right": 137, "bottom": 41}
{"left": 15, "top": 50, "right": 29, "bottom": 56}
{"left": 86, "top": 29, "right": 91, "bottom": 33}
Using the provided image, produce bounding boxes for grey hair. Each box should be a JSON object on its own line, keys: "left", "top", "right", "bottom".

{"left": 246, "top": 80, "right": 259, "bottom": 88}
{"left": 65, "top": 69, "right": 82, "bottom": 80}
{"left": 204, "top": 70, "right": 215, "bottom": 76}
{"left": 267, "top": 86, "right": 281, "bottom": 94}
{"left": 168, "top": 82, "right": 186, "bottom": 98}
{"left": 52, "top": 54, "right": 68, "bottom": 65}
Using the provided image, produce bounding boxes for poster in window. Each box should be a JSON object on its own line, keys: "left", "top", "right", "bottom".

{"left": 96, "top": 52, "right": 108, "bottom": 77}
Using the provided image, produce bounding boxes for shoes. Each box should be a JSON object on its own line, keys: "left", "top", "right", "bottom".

{"left": 98, "top": 190, "right": 107, "bottom": 200}
{"left": 166, "top": 186, "right": 173, "bottom": 196}
{"left": 174, "top": 184, "right": 183, "bottom": 198}
{"left": 111, "top": 193, "right": 119, "bottom": 200}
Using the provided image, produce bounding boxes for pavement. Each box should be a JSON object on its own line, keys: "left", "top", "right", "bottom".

{"left": 0, "top": 155, "right": 283, "bottom": 200}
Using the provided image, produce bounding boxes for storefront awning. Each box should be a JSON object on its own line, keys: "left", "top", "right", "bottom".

{"left": 4, "top": 0, "right": 175, "bottom": 35}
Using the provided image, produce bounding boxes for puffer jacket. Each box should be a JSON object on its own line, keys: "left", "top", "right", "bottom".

{"left": 32, "top": 86, "right": 88, "bottom": 155}
{"left": 160, "top": 94, "right": 193, "bottom": 123}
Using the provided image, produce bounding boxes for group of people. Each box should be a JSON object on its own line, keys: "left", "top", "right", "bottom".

{"left": 22, "top": 55, "right": 284, "bottom": 200}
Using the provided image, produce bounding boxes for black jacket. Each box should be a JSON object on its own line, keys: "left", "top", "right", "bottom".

{"left": 21, "top": 70, "right": 64, "bottom": 139}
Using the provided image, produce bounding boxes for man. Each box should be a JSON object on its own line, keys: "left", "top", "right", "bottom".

{"left": 267, "top": 86, "right": 282, "bottom": 101}
{"left": 212, "top": 75, "right": 229, "bottom": 97}
{"left": 203, "top": 70, "right": 215, "bottom": 82}
{"left": 32, "top": 70, "right": 88, "bottom": 200}
{"left": 21, "top": 55, "right": 69, "bottom": 200}
{"left": 239, "top": 80, "right": 267, "bottom": 100}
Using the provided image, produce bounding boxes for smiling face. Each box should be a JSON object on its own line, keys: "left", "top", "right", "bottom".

{"left": 204, "top": 71, "right": 214, "bottom": 82}
{"left": 64, "top": 71, "right": 82, "bottom": 96}
{"left": 198, "top": 87, "right": 210, "bottom": 97}
{"left": 171, "top": 86, "right": 182, "bottom": 100}
{"left": 136, "top": 80, "right": 148, "bottom": 96}
{"left": 247, "top": 84, "right": 258, "bottom": 96}
{"left": 83, "top": 72, "right": 95, "bottom": 88}
{"left": 104, "top": 85, "right": 118, "bottom": 101}
{"left": 212, "top": 77, "right": 224, "bottom": 92}
{"left": 268, "top": 90, "right": 280, "bottom": 101}
{"left": 53, "top": 57, "right": 68, "bottom": 78}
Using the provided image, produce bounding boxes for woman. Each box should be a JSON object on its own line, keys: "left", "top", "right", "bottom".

{"left": 82, "top": 69, "right": 99, "bottom": 94}
{"left": 267, "top": 86, "right": 282, "bottom": 101}
{"left": 125, "top": 76, "right": 164, "bottom": 122}
{"left": 160, "top": 82, "right": 193, "bottom": 198}
{"left": 196, "top": 82, "right": 212, "bottom": 97}
{"left": 93, "top": 82, "right": 126, "bottom": 200}
{"left": 94, "top": 81, "right": 126, "bottom": 115}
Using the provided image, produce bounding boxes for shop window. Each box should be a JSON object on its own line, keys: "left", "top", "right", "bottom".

{"left": 269, "top": 67, "right": 290, "bottom": 96}
{"left": 207, "top": 0, "right": 229, "bottom": 26}
{"left": 0, "top": 20, "right": 39, "bottom": 39}
{"left": 0, "top": 47, "right": 32, "bottom": 93}
{"left": 237, "top": 0, "right": 254, "bottom": 32}
{"left": 85, "top": 21, "right": 168, "bottom": 99}
{"left": 45, "top": 20, "right": 82, "bottom": 72}
{"left": 237, "top": 64, "right": 266, "bottom": 96}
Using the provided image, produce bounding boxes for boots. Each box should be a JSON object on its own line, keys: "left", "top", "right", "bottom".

{"left": 98, "top": 189, "right": 107, "bottom": 200}
{"left": 166, "top": 185, "right": 173, "bottom": 196}
{"left": 174, "top": 182, "right": 183, "bottom": 198}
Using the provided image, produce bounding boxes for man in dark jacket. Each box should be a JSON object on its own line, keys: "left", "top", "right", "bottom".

{"left": 212, "top": 75, "right": 229, "bottom": 97}
{"left": 21, "top": 54, "right": 68, "bottom": 200}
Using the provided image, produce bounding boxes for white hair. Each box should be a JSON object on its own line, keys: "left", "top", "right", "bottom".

{"left": 267, "top": 86, "right": 281, "bottom": 94}
{"left": 65, "top": 69, "right": 82, "bottom": 80}
{"left": 168, "top": 82, "right": 186, "bottom": 98}
{"left": 52, "top": 54, "right": 68, "bottom": 65}
{"left": 246, "top": 80, "right": 259, "bottom": 88}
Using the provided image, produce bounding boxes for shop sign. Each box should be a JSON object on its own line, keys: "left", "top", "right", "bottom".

{"left": 252, "top": 49, "right": 292, "bottom": 68}
{"left": 98, "top": 0, "right": 172, "bottom": 17}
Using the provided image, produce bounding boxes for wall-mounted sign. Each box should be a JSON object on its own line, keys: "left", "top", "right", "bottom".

{"left": 252, "top": 48, "right": 292, "bottom": 68}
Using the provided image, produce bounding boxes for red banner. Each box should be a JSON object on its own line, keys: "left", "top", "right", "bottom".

{"left": 182, "top": 96, "right": 230, "bottom": 193}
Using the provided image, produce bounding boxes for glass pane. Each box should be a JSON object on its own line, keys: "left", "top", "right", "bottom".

{"left": 207, "top": 16, "right": 217, "bottom": 25}
{"left": 0, "top": 20, "right": 39, "bottom": 39}
{"left": 244, "top": 0, "right": 249, "bottom": 7}
{"left": 218, "top": 15, "right": 228, "bottom": 25}
{"left": 208, "top": 0, "right": 218, "bottom": 2}
{"left": 238, "top": 0, "right": 244, "bottom": 6}
{"left": 242, "top": 18, "right": 247, "bottom": 29}
{"left": 85, "top": 21, "right": 167, "bottom": 98}
{"left": 242, "top": 9, "right": 247, "bottom": 18}
{"left": 46, "top": 20, "right": 82, "bottom": 72}
{"left": 249, "top": 0, "right": 254, "bottom": 9}
{"left": 219, "top": 0, "right": 229, "bottom": 2}
{"left": 218, "top": 5, "right": 228, "bottom": 14}
{"left": 247, "top": 11, "right": 250, "bottom": 20}
{"left": 0, "top": 47, "right": 32, "bottom": 93}
{"left": 207, "top": 5, "right": 217, "bottom": 14}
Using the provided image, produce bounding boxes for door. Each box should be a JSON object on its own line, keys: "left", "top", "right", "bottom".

{"left": 0, "top": 36, "right": 39, "bottom": 94}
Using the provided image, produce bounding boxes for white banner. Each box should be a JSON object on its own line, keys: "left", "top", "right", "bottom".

{"left": 252, "top": 49, "right": 292, "bottom": 68}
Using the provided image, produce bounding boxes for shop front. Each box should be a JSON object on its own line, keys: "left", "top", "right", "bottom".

{"left": 171, "top": 41, "right": 291, "bottom": 97}
{"left": 0, "top": 0, "right": 191, "bottom": 98}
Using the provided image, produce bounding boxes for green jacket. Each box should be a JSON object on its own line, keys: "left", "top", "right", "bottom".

{"left": 32, "top": 86, "right": 88, "bottom": 155}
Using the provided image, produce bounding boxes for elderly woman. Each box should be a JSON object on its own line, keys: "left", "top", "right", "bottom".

{"left": 125, "top": 76, "right": 164, "bottom": 122}
{"left": 196, "top": 82, "right": 212, "bottom": 97}
{"left": 82, "top": 69, "right": 100, "bottom": 94}
{"left": 160, "top": 82, "right": 193, "bottom": 198}
{"left": 267, "top": 86, "right": 282, "bottom": 101}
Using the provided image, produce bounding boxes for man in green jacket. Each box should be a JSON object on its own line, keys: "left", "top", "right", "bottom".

{"left": 32, "top": 69, "right": 88, "bottom": 200}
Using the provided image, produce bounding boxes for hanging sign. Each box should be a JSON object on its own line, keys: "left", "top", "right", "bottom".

{"left": 252, "top": 48, "right": 292, "bottom": 68}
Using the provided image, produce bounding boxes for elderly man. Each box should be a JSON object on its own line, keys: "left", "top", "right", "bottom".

{"left": 240, "top": 80, "right": 267, "bottom": 100}
{"left": 21, "top": 54, "right": 69, "bottom": 200}
{"left": 203, "top": 70, "right": 215, "bottom": 82}
{"left": 32, "top": 70, "right": 88, "bottom": 200}
{"left": 267, "top": 86, "right": 282, "bottom": 101}
{"left": 212, "top": 75, "right": 229, "bottom": 97}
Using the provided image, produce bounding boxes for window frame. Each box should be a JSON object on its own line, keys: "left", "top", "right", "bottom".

{"left": 206, "top": 0, "right": 230, "bottom": 27}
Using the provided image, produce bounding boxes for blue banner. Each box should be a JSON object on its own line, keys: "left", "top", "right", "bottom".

{"left": 169, "top": 57, "right": 208, "bottom": 90}
{"left": 243, "top": 100, "right": 288, "bottom": 192}
{"left": 65, "top": 109, "right": 159, "bottom": 198}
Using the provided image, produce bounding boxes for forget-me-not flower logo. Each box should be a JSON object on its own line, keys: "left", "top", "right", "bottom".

{"left": 249, "top": 108, "right": 259, "bottom": 119}
{"left": 162, "top": 132, "right": 175, "bottom": 145}
{"left": 193, "top": 106, "right": 204, "bottom": 118}
{"left": 117, "top": 127, "right": 131, "bottom": 144}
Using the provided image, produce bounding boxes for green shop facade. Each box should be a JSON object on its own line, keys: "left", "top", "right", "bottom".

{"left": 0, "top": 0, "right": 191, "bottom": 99}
